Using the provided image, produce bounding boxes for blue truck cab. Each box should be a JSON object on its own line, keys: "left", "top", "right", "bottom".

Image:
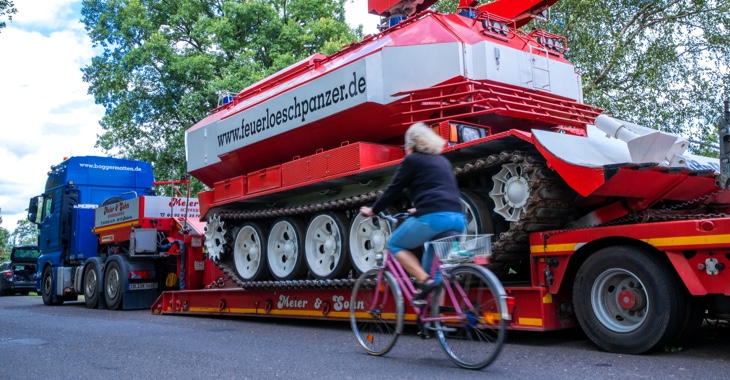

{"left": 28, "top": 156, "right": 155, "bottom": 306}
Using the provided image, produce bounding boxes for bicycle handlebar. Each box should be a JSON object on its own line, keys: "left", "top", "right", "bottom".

{"left": 360, "top": 212, "right": 411, "bottom": 228}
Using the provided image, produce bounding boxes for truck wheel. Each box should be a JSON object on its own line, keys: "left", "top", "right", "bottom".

{"left": 670, "top": 293, "right": 705, "bottom": 347}
{"left": 348, "top": 208, "right": 395, "bottom": 275}
{"left": 84, "top": 265, "right": 100, "bottom": 309}
{"left": 267, "top": 218, "right": 307, "bottom": 281}
{"left": 41, "top": 266, "right": 63, "bottom": 306}
{"left": 573, "top": 246, "right": 684, "bottom": 354}
{"left": 305, "top": 211, "right": 351, "bottom": 279}
{"left": 104, "top": 261, "right": 123, "bottom": 310}
{"left": 233, "top": 222, "right": 269, "bottom": 281}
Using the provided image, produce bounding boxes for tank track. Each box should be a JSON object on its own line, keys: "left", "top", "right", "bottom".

{"left": 210, "top": 149, "right": 578, "bottom": 289}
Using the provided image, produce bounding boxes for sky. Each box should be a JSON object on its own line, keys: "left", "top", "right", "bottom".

{"left": 0, "top": 0, "right": 380, "bottom": 234}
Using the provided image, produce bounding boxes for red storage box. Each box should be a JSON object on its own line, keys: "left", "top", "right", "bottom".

{"left": 213, "top": 175, "right": 247, "bottom": 202}
{"left": 281, "top": 143, "right": 403, "bottom": 187}
{"left": 327, "top": 142, "right": 403, "bottom": 176}
{"left": 282, "top": 153, "right": 327, "bottom": 186}
{"left": 197, "top": 190, "right": 215, "bottom": 217}
{"left": 248, "top": 166, "right": 282, "bottom": 193}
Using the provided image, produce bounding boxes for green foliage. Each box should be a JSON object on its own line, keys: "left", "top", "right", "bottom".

{"left": 0, "top": 0, "right": 17, "bottom": 31}
{"left": 0, "top": 226, "right": 8, "bottom": 261}
{"left": 8, "top": 219, "right": 39, "bottom": 247}
{"left": 435, "top": 0, "right": 730, "bottom": 150}
{"left": 82, "top": 0, "right": 361, "bottom": 195}
{"left": 547, "top": 0, "right": 730, "bottom": 148}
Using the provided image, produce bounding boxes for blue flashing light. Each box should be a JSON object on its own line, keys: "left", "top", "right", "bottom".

{"left": 458, "top": 8, "right": 478, "bottom": 19}
{"left": 389, "top": 15, "right": 406, "bottom": 27}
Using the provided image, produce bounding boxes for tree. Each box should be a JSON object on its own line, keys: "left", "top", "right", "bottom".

{"left": 0, "top": 228, "right": 8, "bottom": 261}
{"left": 8, "top": 219, "right": 38, "bottom": 247}
{"left": 81, "top": 0, "right": 361, "bottom": 194}
{"left": 0, "top": 207, "right": 7, "bottom": 260}
{"left": 0, "top": 0, "right": 17, "bottom": 32}
{"left": 434, "top": 0, "right": 730, "bottom": 151}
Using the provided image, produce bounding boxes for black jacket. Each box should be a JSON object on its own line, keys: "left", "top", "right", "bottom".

{"left": 371, "top": 152, "right": 462, "bottom": 216}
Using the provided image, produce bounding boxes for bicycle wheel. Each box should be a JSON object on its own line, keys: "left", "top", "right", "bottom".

{"left": 430, "top": 264, "right": 507, "bottom": 370}
{"left": 350, "top": 268, "right": 404, "bottom": 356}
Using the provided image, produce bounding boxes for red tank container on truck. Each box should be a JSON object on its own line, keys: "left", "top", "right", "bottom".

{"left": 152, "top": 0, "right": 730, "bottom": 354}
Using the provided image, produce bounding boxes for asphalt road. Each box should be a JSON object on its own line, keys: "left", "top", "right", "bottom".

{"left": 1, "top": 295, "right": 729, "bottom": 379}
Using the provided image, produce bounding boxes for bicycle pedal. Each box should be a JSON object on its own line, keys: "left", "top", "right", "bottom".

{"left": 417, "top": 322, "right": 433, "bottom": 339}
{"left": 411, "top": 299, "right": 427, "bottom": 307}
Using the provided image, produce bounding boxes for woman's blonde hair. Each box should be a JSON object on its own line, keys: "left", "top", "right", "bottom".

{"left": 404, "top": 122, "right": 446, "bottom": 154}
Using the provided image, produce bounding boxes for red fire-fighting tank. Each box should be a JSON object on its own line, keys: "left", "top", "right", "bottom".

{"left": 185, "top": 1, "right": 726, "bottom": 286}
{"left": 186, "top": 1, "right": 586, "bottom": 187}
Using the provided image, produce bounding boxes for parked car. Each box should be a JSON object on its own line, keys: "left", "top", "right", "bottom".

{"left": 0, "top": 245, "right": 40, "bottom": 296}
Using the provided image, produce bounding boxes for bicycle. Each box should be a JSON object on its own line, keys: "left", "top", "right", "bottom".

{"left": 349, "top": 213, "right": 511, "bottom": 370}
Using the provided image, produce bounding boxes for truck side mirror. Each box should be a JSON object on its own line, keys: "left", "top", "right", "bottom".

{"left": 27, "top": 196, "right": 40, "bottom": 224}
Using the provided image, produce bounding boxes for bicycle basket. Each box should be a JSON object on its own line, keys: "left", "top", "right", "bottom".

{"left": 428, "top": 234, "right": 492, "bottom": 262}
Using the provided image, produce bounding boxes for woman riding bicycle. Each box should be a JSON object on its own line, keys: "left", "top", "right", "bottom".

{"left": 360, "top": 122, "right": 466, "bottom": 303}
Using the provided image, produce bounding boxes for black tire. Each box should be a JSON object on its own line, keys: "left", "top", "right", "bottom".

{"left": 42, "top": 266, "right": 63, "bottom": 306}
{"left": 84, "top": 265, "right": 101, "bottom": 309}
{"left": 669, "top": 294, "right": 705, "bottom": 347}
{"left": 104, "top": 261, "right": 124, "bottom": 310}
{"left": 350, "top": 269, "right": 403, "bottom": 355}
{"left": 431, "top": 264, "right": 507, "bottom": 370}
{"left": 305, "top": 211, "right": 351, "bottom": 279}
{"left": 267, "top": 218, "right": 308, "bottom": 281}
{"left": 573, "top": 246, "right": 685, "bottom": 354}
{"left": 232, "top": 222, "right": 270, "bottom": 281}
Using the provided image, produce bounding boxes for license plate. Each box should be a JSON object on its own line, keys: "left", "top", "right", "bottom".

{"left": 129, "top": 282, "right": 156, "bottom": 290}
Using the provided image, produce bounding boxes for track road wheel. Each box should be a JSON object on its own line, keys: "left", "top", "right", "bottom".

{"left": 573, "top": 246, "right": 685, "bottom": 354}
{"left": 460, "top": 191, "right": 495, "bottom": 235}
{"left": 350, "top": 269, "right": 403, "bottom": 356}
{"left": 233, "top": 222, "right": 269, "bottom": 281}
{"left": 42, "top": 266, "right": 63, "bottom": 306}
{"left": 348, "top": 208, "right": 396, "bottom": 275}
{"left": 305, "top": 211, "right": 351, "bottom": 279}
{"left": 267, "top": 218, "right": 307, "bottom": 281}
{"left": 104, "top": 261, "right": 124, "bottom": 310}
{"left": 83, "top": 265, "right": 100, "bottom": 309}
{"left": 431, "top": 265, "right": 507, "bottom": 369}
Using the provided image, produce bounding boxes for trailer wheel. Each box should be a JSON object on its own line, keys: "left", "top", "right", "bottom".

{"left": 104, "top": 261, "right": 123, "bottom": 310}
{"left": 348, "top": 208, "right": 396, "bottom": 275}
{"left": 233, "top": 222, "right": 269, "bottom": 281}
{"left": 83, "top": 265, "right": 100, "bottom": 309}
{"left": 41, "top": 266, "right": 63, "bottom": 306}
{"left": 267, "top": 218, "right": 308, "bottom": 281}
{"left": 305, "top": 211, "right": 351, "bottom": 279}
{"left": 573, "top": 246, "right": 685, "bottom": 354}
{"left": 670, "top": 293, "right": 705, "bottom": 347}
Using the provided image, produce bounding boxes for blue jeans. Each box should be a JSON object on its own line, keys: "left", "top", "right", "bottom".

{"left": 387, "top": 212, "right": 467, "bottom": 279}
